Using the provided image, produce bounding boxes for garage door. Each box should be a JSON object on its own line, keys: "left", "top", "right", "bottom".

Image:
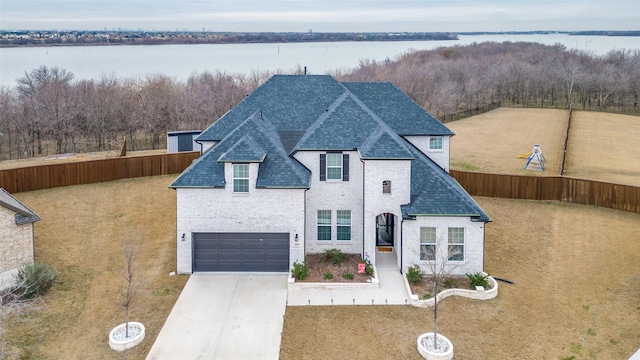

{"left": 193, "top": 232, "right": 289, "bottom": 272}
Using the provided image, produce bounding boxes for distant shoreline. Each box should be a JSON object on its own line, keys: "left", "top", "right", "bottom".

{"left": 2, "top": 30, "right": 638, "bottom": 49}
{"left": 0, "top": 31, "right": 457, "bottom": 48}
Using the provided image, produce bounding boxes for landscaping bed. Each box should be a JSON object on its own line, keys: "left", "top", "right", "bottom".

{"left": 296, "top": 253, "right": 373, "bottom": 283}
{"left": 407, "top": 276, "right": 474, "bottom": 300}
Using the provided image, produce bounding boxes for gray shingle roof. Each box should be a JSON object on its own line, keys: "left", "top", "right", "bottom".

{"left": 218, "top": 134, "right": 266, "bottom": 163}
{"left": 0, "top": 188, "right": 41, "bottom": 225}
{"left": 173, "top": 75, "right": 488, "bottom": 222}
{"left": 171, "top": 111, "right": 310, "bottom": 189}
{"left": 401, "top": 144, "right": 490, "bottom": 222}
{"left": 342, "top": 82, "right": 454, "bottom": 136}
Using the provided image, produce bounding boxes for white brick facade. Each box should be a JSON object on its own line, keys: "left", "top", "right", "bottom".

{"left": 404, "top": 135, "right": 451, "bottom": 171}
{"left": 362, "top": 159, "right": 411, "bottom": 267}
{"left": 174, "top": 162, "right": 306, "bottom": 274}
{"left": 401, "top": 216, "right": 485, "bottom": 276}
{"left": 0, "top": 206, "right": 35, "bottom": 287}
{"left": 294, "top": 151, "right": 363, "bottom": 255}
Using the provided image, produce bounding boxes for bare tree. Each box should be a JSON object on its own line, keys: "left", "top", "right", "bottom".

{"left": 119, "top": 240, "right": 140, "bottom": 339}
{"left": 410, "top": 229, "right": 469, "bottom": 353}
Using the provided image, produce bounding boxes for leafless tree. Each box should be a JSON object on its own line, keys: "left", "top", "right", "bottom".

{"left": 118, "top": 239, "right": 141, "bottom": 339}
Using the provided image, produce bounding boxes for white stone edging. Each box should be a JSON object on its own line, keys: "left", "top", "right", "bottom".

{"left": 108, "top": 322, "right": 145, "bottom": 351}
{"left": 404, "top": 272, "right": 498, "bottom": 308}
{"left": 287, "top": 265, "right": 379, "bottom": 290}
{"left": 417, "top": 332, "right": 454, "bottom": 360}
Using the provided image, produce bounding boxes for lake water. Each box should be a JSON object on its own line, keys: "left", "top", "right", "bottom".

{"left": 1, "top": 33, "right": 639, "bottom": 87}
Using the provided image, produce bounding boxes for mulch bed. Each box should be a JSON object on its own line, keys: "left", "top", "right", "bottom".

{"left": 298, "top": 253, "right": 373, "bottom": 283}
{"left": 407, "top": 276, "right": 476, "bottom": 299}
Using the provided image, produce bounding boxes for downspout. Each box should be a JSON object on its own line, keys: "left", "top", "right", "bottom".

{"left": 304, "top": 187, "right": 309, "bottom": 263}
{"left": 400, "top": 219, "right": 404, "bottom": 274}
{"left": 361, "top": 158, "right": 366, "bottom": 259}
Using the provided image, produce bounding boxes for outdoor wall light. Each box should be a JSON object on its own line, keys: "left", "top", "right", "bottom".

{"left": 181, "top": 233, "right": 185, "bottom": 241}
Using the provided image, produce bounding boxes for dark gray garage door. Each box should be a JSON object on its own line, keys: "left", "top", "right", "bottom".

{"left": 193, "top": 232, "right": 289, "bottom": 272}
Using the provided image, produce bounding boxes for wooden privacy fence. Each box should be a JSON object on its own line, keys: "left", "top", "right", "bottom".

{"left": 0, "top": 152, "right": 200, "bottom": 193}
{"left": 1, "top": 153, "right": 638, "bottom": 215}
{"left": 450, "top": 170, "right": 640, "bottom": 214}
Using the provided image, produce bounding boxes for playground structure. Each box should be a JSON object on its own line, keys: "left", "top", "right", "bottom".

{"left": 520, "top": 144, "right": 546, "bottom": 171}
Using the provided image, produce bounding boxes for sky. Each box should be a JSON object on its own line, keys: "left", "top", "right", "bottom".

{"left": 1, "top": 0, "right": 639, "bottom": 32}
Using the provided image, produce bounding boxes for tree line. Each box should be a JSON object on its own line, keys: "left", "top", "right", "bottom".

{"left": 331, "top": 41, "right": 640, "bottom": 119}
{"left": 0, "top": 41, "right": 638, "bottom": 160}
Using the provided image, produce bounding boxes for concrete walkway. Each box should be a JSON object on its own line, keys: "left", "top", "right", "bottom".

{"left": 147, "top": 251, "right": 408, "bottom": 359}
{"left": 146, "top": 273, "right": 288, "bottom": 360}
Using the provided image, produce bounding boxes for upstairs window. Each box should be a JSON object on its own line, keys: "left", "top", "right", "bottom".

{"left": 429, "top": 136, "right": 443, "bottom": 151}
{"left": 420, "top": 227, "right": 436, "bottom": 261}
{"left": 448, "top": 227, "right": 465, "bottom": 261}
{"left": 317, "top": 210, "right": 332, "bottom": 241}
{"left": 320, "top": 153, "right": 349, "bottom": 181}
{"left": 336, "top": 210, "right": 351, "bottom": 241}
{"left": 326, "top": 153, "right": 343, "bottom": 180}
{"left": 233, "top": 164, "right": 249, "bottom": 193}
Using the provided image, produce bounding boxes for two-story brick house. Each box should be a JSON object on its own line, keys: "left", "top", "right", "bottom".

{"left": 170, "top": 75, "right": 490, "bottom": 276}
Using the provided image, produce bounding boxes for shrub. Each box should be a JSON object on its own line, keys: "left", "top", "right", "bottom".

{"left": 342, "top": 273, "right": 354, "bottom": 280}
{"left": 466, "top": 272, "right": 489, "bottom": 288}
{"left": 422, "top": 293, "right": 432, "bottom": 299}
{"left": 323, "top": 272, "right": 333, "bottom": 280}
{"left": 443, "top": 277, "right": 458, "bottom": 289}
{"left": 291, "top": 262, "right": 309, "bottom": 280}
{"left": 406, "top": 266, "right": 422, "bottom": 284}
{"left": 362, "top": 257, "right": 374, "bottom": 276}
{"left": 323, "top": 248, "right": 345, "bottom": 266}
{"left": 15, "top": 262, "right": 58, "bottom": 299}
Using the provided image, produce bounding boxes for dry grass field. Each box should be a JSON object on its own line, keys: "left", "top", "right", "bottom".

{"left": 0, "top": 149, "right": 166, "bottom": 170}
{"left": 448, "top": 108, "right": 568, "bottom": 175}
{"left": 448, "top": 108, "right": 640, "bottom": 187}
{"left": 564, "top": 111, "right": 640, "bottom": 186}
{"left": 7, "top": 176, "right": 187, "bottom": 360}
{"left": 281, "top": 197, "right": 640, "bottom": 360}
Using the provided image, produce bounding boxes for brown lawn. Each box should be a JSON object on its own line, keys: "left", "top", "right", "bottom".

{"left": 564, "top": 111, "right": 640, "bottom": 186}
{"left": 8, "top": 175, "right": 187, "bottom": 360}
{"left": 447, "top": 108, "right": 568, "bottom": 175}
{"left": 281, "top": 197, "right": 640, "bottom": 360}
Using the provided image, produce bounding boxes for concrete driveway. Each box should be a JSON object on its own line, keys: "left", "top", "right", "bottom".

{"left": 146, "top": 273, "right": 288, "bottom": 360}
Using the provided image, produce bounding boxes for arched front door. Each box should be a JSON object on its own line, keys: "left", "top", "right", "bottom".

{"left": 376, "top": 213, "right": 395, "bottom": 247}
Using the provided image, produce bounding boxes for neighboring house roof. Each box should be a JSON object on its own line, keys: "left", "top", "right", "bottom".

{"left": 0, "top": 188, "right": 41, "bottom": 225}
{"left": 172, "top": 75, "right": 488, "bottom": 222}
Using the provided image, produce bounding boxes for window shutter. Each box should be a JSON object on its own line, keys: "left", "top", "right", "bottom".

{"left": 342, "top": 154, "right": 349, "bottom": 181}
{"left": 320, "top": 154, "right": 326, "bottom": 181}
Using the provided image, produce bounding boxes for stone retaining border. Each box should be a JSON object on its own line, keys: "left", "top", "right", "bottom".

{"left": 404, "top": 272, "right": 498, "bottom": 308}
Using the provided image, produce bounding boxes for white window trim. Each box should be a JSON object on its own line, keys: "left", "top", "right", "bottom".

{"left": 232, "top": 163, "right": 250, "bottom": 193}
{"left": 420, "top": 227, "right": 436, "bottom": 261}
{"left": 326, "top": 153, "right": 343, "bottom": 181}
{"left": 429, "top": 136, "right": 444, "bottom": 152}
{"left": 317, "top": 210, "right": 332, "bottom": 241}
{"left": 336, "top": 210, "right": 351, "bottom": 241}
{"left": 447, "top": 227, "right": 465, "bottom": 262}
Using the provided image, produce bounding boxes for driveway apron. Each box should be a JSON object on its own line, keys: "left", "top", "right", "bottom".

{"left": 147, "top": 273, "right": 288, "bottom": 360}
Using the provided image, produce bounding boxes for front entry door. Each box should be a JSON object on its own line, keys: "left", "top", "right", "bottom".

{"left": 376, "top": 213, "right": 394, "bottom": 246}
